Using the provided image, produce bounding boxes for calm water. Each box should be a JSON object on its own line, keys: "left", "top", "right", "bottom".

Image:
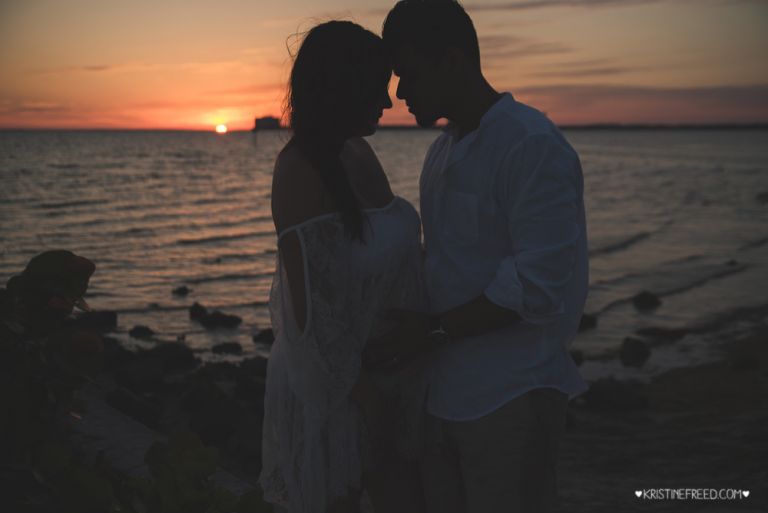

{"left": 1, "top": 129, "right": 767, "bottom": 379}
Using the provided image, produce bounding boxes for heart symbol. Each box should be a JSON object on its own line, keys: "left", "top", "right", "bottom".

{"left": 743, "top": 490, "right": 750, "bottom": 497}
{"left": 635, "top": 490, "right": 642, "bottom": 497}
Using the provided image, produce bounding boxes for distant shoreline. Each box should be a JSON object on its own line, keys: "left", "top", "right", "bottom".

{"left": 2, "top": 123, "right": 768, "bottom": 132}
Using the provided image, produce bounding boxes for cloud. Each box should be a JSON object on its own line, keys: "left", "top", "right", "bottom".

{"left": 360, "top": 0, "right": 667, "bottom": 16}
{"left": 177, "top": 60, "right": 260, "bottom": 74}
{"left": 480, "top": 34, "right": 572, "bottom": 66}
{"left": 529, "top": 58, "right": 640, "bottom": 77}
{"left": 0, "top": 100, "right": 147, "bottom": 129}
{"left": 534, "top": 66, "right": 635, "bottom": 77}
{"left": 203, "top": 83, "right": 285, "bottom": 97}
{"left": 465, "top": 0, "right": 760, "bottom": 13}
{"left": 466, "top": 0, "right": 661, "bottom": 12}
{"left": 513, "top": 83, "right": 768, "bottom": 123}
{"left": 33, "top": 59, "right": 267, "bottom": 77}
{"left": 0, "top": 101, "right": 68, "bottom": 114}
{"left": 34, "top": 62, "right": 158, "bottom": 75}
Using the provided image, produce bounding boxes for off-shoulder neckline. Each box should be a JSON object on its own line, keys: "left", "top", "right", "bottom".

{"left": 277, "top": 195, "right": 402, "bottom": 241}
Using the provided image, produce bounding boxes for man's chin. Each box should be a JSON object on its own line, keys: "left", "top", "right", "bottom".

{"left": 415, "top": 114, "right": 438, "bottom": 128}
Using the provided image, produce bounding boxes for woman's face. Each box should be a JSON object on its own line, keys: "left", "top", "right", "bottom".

{"left": 351, "top": 71, "right": 393, "bottom": 137}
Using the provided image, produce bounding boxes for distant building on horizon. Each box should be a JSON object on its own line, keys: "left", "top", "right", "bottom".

{"left": 252, "top": 116, "right": 281, "bottom": 131}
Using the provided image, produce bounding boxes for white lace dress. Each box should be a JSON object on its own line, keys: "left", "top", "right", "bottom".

{"left": 259, "top": 196, "right": 427, "bottom": 513}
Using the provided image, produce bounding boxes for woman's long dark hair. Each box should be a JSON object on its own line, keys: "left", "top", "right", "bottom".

{"left": 286, "top": 21, "right": 390, "bottom": 242}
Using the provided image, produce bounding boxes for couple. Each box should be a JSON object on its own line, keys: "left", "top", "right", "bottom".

{"left": 259, "top": 1, "right": 589, "bottom": 512}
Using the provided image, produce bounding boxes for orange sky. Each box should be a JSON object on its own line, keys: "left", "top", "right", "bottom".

{"left": 1, "top": 0, "right": 767, "bottom": 130}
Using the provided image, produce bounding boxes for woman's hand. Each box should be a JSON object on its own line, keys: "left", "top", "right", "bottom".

{"left": 363, "top": 309, "right": 435, "bottom": 369}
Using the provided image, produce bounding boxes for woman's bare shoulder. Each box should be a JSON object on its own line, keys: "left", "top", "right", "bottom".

{"left": 272, "top": 144, "right": 328, "bottom": 234}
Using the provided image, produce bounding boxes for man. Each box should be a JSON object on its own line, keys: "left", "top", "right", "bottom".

{"left": 381, "top": 1, "right": 590, "bottom": 511}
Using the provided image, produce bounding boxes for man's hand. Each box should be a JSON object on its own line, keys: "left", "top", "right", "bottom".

{"left": 363, "top": 309, "right": 433, "bottom": 369}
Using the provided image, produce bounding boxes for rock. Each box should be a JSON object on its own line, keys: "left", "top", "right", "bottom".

{"left": 129, "top": 325, "right": 154, "bottom": 339}
{"left": 582, "top": 377, "right": 649, "bottom": 412}
{"left": 212, "top": 342, "right": 243, "bottom": 355}
{"left": 189, "top": 302, "right": 207, "bottom": 320}
{"left": 71, "top": 310, "right": 118, "bottom": 332}
{"left": 234, "top": 375, "right": 266, "bottom": 406}
{"left": 105, "top": 387, "right": 161, "bottom": 429}
{"left": 252, "top": 329, "right": 275, "bottom": 344}
{"left": 101, "top": 336, "right": 137, "bottom": 370}
{"left": 240, "top": 357, "right": 268, "bottom": 377}
{"left": 632, "top": 291, "right": 661, "bottom": 311}
{"left": 730, "top": 354, "right": 760, "bottom": 371}
{"left": 756, "top": 191, "right": 768, "bottom": 205}
{"left": 570, "top": 349, "right": 584, "bottom": 366}
{"left": 146, "top": 342, "right": 199, "bottom": 372}
{"left": 182, "top": 381, "right": 243, "bottom": 446}
{"left": 577, "top": 313, "right": 598, "bottom": 332}
{"left": 199, "top": 310, "right": 242, "bottom": 330}
{"left": 189, "top": 302, "right": 242, "bottom": 329}
{"left": 114, "top": 357, "right": 165, "bottom": 394}
{"left": 224, "top": 412, "right": 264, "bottom": 475}
{"left": 193, "top": 361, "right": 240, "bottom": 381}
{"left": 620, "top": 337, "right": 651, "bottom": 368}
{"left": 172, "top": 285, "right": 191, "bottom": 296}
{"left": 635, "top": 327, "right": 687, "bottom": 343}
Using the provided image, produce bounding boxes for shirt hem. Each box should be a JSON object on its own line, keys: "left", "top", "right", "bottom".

{"left": 426, "top": 382, "right": 589, "bottom": 422}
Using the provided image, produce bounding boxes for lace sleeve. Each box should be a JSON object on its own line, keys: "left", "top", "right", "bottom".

{"left": 261, "top": 219, "right": 398, "bottom": 513}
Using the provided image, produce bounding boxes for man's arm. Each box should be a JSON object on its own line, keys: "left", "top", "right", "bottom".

{"left": 435, "top": 294, "right": 520, "bottom": 339}
{"left": 392, "top": 133, "right": 583, "bottom": 346}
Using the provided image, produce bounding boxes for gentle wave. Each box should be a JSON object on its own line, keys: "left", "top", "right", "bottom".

{"left": 118, "top": 300, "right": 269, "bottom": 315}
{"left": 740, "top": 236, "right": 768, "bottom": 250}
{"left": 185, "top": 271, "right": 273, "bottom": 285}
{"left": 177, "top": 231, "right": 273, "bottom": 245}
{"left": 590, "top": 259, "right": 748, "bottom": 314}
{"left": 636, "top": 301, "right": 768, "bottom": 341}
{"left": 589, "top": 232, "right": 651, "bottom": 257}
{"left": 37, "top": 199, "right": 111, "bottom": 209}
{"left": 201, "top": 251, "right": 272, "bottom": 264}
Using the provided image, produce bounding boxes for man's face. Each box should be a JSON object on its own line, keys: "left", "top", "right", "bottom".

{"left": 392, "top": 47, "right": 450, "bottom": 127}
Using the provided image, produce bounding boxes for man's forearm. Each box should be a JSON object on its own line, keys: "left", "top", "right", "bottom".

{"left": 437, "top": 294, "right": 521, "bottom": 339}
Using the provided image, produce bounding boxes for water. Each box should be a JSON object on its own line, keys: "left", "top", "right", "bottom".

{"left": 2, "top": 129, "right": 767, "bottom": 377}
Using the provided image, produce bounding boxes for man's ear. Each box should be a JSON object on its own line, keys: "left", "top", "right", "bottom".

{"left": 439, "top": 47, "right": 466, "bottom": 74}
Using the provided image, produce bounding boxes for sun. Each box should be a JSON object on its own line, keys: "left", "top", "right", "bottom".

{"left": 215, "top": 124, "right": 228, "bottom": 134}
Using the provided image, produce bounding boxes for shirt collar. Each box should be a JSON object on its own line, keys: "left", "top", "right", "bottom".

{"left": 444, "top": 92, "right": 514, "bottom": 166}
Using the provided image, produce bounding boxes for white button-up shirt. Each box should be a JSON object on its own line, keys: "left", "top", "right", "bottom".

{"left": 420, "top": 93, "right": 589, "bottom": 421}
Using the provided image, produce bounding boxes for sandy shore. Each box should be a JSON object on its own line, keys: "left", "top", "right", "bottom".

{"left": 555, "top": 324, "right": 768, "bottom": 512}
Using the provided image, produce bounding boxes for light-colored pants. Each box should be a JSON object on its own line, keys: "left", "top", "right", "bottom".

{"left": 420, "top": 387, "right": 568, "bottom": 513}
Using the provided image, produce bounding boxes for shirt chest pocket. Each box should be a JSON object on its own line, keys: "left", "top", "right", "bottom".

{"left": 441, "top": 190, "right": 479, "bottom": 245}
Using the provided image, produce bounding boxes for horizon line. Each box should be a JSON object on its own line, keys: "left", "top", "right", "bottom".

{"left": 2, "top": 122, "right": 768, "bottom": 131}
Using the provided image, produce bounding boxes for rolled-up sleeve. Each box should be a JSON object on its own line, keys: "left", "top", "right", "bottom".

{"left": 484, "top": 134, "right": 583, "bottom": 324}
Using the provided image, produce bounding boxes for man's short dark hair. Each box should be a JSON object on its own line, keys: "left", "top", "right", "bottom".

{"left": 382, "top": 0, "right": 480, "bottom": 69}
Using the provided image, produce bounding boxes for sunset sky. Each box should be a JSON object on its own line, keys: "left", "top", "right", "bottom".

{"left": 1, "top": 0, "right": 767, "bottom": 130}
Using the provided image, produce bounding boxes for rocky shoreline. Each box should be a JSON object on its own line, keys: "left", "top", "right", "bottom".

{"left": 556, "top": 321, "right": 768, "bottom": 512}
{"left": 62, "top": 309, "right": 768, "bottom": 512}
{"left": 66, "top": 331, "right": 271, "bottom": 486}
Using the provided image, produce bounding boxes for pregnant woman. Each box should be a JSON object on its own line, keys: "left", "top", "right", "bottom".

{"left": 259, "top": 21, "right": 427, "bottom": 513}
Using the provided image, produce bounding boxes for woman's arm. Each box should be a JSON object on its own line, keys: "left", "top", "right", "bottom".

{"left": 271, "top": 147, "right": 328, "bottom": 332}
